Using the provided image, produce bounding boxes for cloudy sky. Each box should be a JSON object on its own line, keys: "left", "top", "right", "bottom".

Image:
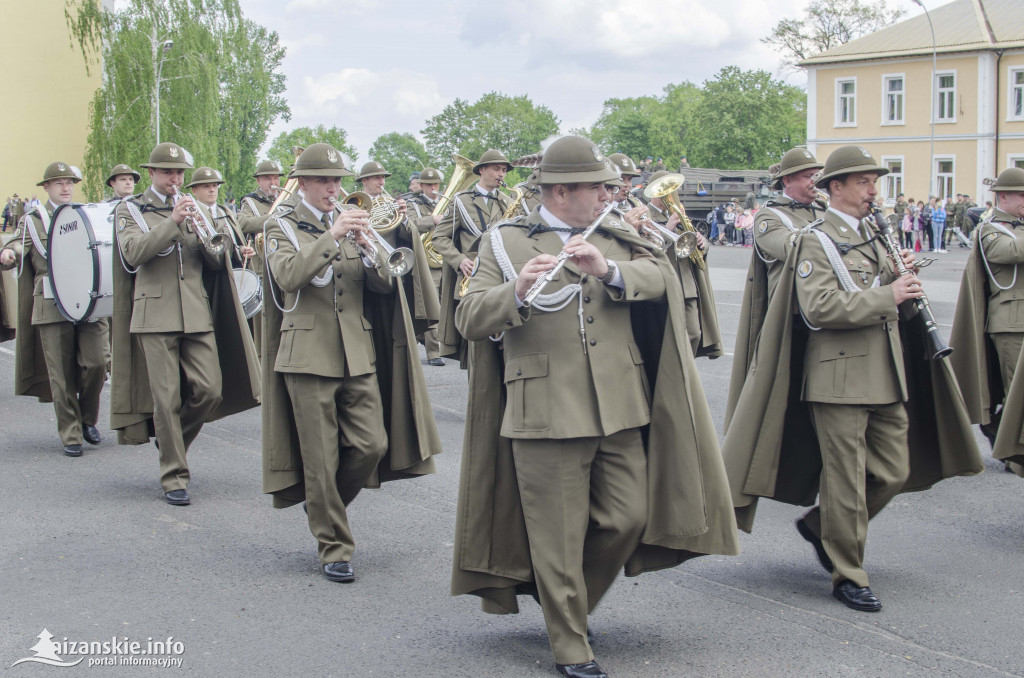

{"left": 239, "top": 0, "right": 946, "bottom": 162}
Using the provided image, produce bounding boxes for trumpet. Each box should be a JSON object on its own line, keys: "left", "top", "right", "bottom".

{"left": 329, "top": 196, "right": 413, "bottom": 277}
{"left": 171, "top": 186, "right": 227, "bottom": 257}
{"left": 622, "top": 194, "right": 667, "bottom": 250}
{"left": 643, "top": 173, "right": 705, "bottom": 270}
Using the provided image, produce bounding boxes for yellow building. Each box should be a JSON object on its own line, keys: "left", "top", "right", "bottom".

{"left": 0, "top": 3, "right": 107, "bottom": 203}
{"left": 802, "top": 0, "right": 1024, "bottom": 207}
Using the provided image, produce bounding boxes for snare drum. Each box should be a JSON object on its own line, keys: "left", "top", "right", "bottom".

{"left": 47, "top": 202, "right": 115, "bottom": 323}
{"left": 233, "top": 268, "right": 263, "bottom": 319}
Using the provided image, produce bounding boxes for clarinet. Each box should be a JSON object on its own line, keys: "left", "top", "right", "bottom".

{"left": 522, "top": 202, "right": 616, "bottom": 308}
{"left": 870, "top": 203, "right": 952, "bottom": 360}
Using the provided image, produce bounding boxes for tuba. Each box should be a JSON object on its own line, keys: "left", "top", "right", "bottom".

{"left": 643, "top": 173, "right": 705, "bottom": 270}
{"left": 422, "top": 153, "right": 476, "bottom": 270}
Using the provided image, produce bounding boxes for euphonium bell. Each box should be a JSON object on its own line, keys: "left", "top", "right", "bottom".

{"left": 330, "top": 196, "right": 414, "bottom": 277}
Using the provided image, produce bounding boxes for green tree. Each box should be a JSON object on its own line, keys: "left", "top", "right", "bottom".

{"left": 763, "top": 0, "right": 906, "bottom": 68}
{"left": 421, "top": 92, "right": 559, "bottom": 184}
{"left": 688, "top": 67, "right": 806, "bottom": 169}
{"left": 366, "top": 133, "right": 430, "bottom": 196}
{"left": 65, "top": 0, "right": 289, "bottom": 201}
{"left": 267, "top": 125, "right": 358, "bottom": 192}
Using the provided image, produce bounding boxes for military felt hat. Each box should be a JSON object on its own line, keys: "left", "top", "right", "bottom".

{"left": 253, "top": 159, "right": 283, "bottom": 177}
{"left": 537, "top": 136, "right": 618, "bottom": 185}
{"left": 105, "top": 163, "right": 141, "bottom": 187}
{"left": 419, "top": 167, "right": 443, "bottom": 184}
{"left": 289, "top": 143, "right": 354, "bottom": 178}
{"left": 770, "top": 147, "right": 823, "bottom": 189}
{"left": 140, "top": 142, "right": 194, "bottom": 170}
{"left": 606, "top": 160, "right": 627, "bottom": 188}
{"left": 472, "top": 149, "right": 513, "bottom": 175}
{"left": 990, "top": 167, "right": 1024, "bottom": 192}
{"left": 38, "top": 161, "right": 83, "bottom": 186}
{"left": 356, "top": 161, "right": 391, "bottom": 181}
{"left": 608, "top": 153, "right": 640, "bottom": 177}
{"left": 186, "top": 166, "right": 225, "bottom": 188}
{"left": 815, "top": 145, "right": 888, "bottom": 188}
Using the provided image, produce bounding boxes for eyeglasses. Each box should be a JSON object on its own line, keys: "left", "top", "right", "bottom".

{"left": 604, "top": 185, "right": 621, "bottom": 195}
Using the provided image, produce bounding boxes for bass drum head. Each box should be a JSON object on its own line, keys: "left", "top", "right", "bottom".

{"left": 48, "top": 203, "right": 115, "bottom": 323}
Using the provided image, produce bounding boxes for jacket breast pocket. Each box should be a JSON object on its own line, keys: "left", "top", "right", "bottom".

{"left": 279, "top": 313, "right": 315, "bottom": 368}
{"left": 505, "top": 353, "right": 549, "bottom": 432}
{"left": 812, "top": 336, "right": 868, "bottom": 398}
{"left": 133, "top": 284, "right": 162, "bottom": 327}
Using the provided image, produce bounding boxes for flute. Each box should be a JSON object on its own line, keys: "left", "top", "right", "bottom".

{"left": 522, "top": 202, "right": 616, "bottom": 308}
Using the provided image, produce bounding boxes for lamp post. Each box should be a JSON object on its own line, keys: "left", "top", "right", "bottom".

{"left": 155, "top": 39, "right": 174, "bottom": 145}
{"left": 912, "top": 0, "right": 937, "bottom": 199}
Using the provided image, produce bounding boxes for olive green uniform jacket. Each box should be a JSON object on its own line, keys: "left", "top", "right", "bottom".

{"left": 406, "top": 193, "right": 443, "bottom": 288}
{"left": 433, "top": 186, "right": 513, "bottom": 362}
{"left": 260, "top": 203, "right": 442, "bottom": 507}
{"left": 449, "top": 213, "right": 739, "bottom": 614}
{"left": 722, "top": 215, "right": 983, "bottom": 531}
{"left": 110, "top": 190, "right": 261, "bottom": 444}
{"left": 949, "top": 210, "right": 1024, "bottom": 470}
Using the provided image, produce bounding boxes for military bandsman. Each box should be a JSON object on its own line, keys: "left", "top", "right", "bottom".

{"left": 106, "top": 163, "right": 141, "bottom": 203}
{"left": 0, "top": 161, "right": 109, "bottom": 457}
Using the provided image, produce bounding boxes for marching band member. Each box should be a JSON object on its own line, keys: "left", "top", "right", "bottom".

{"left": 641, "top": 170, "right": 722, "bottom": 357}
{"left": 726, "top": 148, "right": 825, "bottom": 427}
{"left": 106, "top": 163, "right": 141, "bottom": 203}
{"left": 0, "top": 161, "right": 108, "bottom": 457}
{"left": 432, "top": 149, "right": 514, "bottom": 364}
{"left": 451, "top": 136, "right": 738, "bottom": 678}
{"left": 406, "top": 166, "right": 446, "bottom": 365}
{"left": 723, "top": 146, "right": 982, "bottom": 612}
{"left": 950, "top": 166, "right": 1024, "bottom": 475}
{"left": 260, "top": 144, "right": 441, "bottom": 582}
{"left": 187, "top": 166, "right": 254, "bottom": 266}
{"left": 237, "top": 159, "right": 285, "bottom": 358}
{"left": 111, "top": 142, "right": 259, "bottom": 505}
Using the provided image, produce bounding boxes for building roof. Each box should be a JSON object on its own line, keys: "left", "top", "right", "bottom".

{"left": 800, "top": 0, "right": 1024, "bottom": 66}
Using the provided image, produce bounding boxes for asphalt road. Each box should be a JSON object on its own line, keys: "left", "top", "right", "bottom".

{"left": 1, "top": 244, "right": 1021, "bottom": 678}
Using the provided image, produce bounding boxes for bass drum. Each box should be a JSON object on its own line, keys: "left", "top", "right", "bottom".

{"left": 233, "top": 268, "right": 263, "bottom": 319}
{"left": 48, "top": 202, "right": 115, "bottom": 323}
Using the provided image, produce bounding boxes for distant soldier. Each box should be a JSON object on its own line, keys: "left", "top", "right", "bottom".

{"left": 237, "top": 159, "right": 284, "bottom": 357}
{"left": 0, "top": 162, "right": 108, "bottom": 457}
{"left": 406, "top": 166, "right": 445, "bottom": 365}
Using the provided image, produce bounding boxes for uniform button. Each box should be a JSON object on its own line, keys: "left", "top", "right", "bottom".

{"left": 583, "top": 296, "right": 590, "bottom": 303}
{"left": 335, "top": 254, "right": 342, "bottom": 261}
{"left": 337, "top": 307, "right": 343, "bottom": 314}
{"left": 587, "top": 316, "right": 594, "bottom": 323}
{"left": 505, "top": 319, "right": 513, "bottom": 326}
{"left": 589, "top": 339, "right": 597, "bottom": 346}
{"left": 140, "top": 292, "right": 145, "bottom": 296}
{"left": 839, "top": 350, "right": 845, "bottom": 356}
{"left": 337, "top": 272, "right": 343, "bottom": 279}
{"left": 323, "top": 252, "right": 330, "bottom": 258}
{"left": 288, "top": 322, "right": 294, "bottom": 327}
{"left": 516, "top": 369, "right": 522, "bottom": 376}
{"left": 632, "top": 290, "right": 639, "bottom": 297}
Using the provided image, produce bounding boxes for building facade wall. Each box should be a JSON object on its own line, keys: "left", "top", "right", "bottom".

{"left": 0, "top": 5, "right": 102, "bottom": 203}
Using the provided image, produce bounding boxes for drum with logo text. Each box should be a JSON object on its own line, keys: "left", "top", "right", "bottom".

{"left": 47, "top": 202, "right": 115, "bottom": 323}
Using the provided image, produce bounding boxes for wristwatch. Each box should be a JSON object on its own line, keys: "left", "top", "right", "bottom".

{"left": 599, "top": 260, "right": 617, "bottom": 285}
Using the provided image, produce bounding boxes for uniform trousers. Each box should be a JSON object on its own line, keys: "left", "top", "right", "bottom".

{"left": 511, "top": 428, "right": 647, "bottom": 665}
{"left": 138, "top": 332, "right": 222, "bottom": 492}
{"left": 283, "top": 371, "right": 387, "bottom": 565}
{"left": 990, "top": 332, "right": 1023, "bottom": 395}
{"left": 802, "top": 401, "right": 910, "bottom": 588}
{"left": 37, "top": 319, "right": 108, "bottom": 446}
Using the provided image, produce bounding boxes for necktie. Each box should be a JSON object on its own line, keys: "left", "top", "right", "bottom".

{"left": 321, "top": 214, "right": 332, "bottom": 231}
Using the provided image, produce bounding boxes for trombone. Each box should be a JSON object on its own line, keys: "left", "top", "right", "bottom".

{"left": 329, "top": 195, "right": 414, "bottom": 277}
{"left": 643, "top": 173, "right": 705, "bottom": 270}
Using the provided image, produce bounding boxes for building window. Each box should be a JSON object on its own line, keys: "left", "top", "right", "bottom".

{"left": 1011, "top": 68, "right": 1024, "bottom": 120}
{"left": 883, "top": 76, "right": 904, "bottom": 124}
{"left": 935, "top": 158, "right": 955, "bottom": 200}
{"left": 935, "top": 72, "right": 956, "bottom": 122}
{"left": 880, "top": 157, "right": 903, "bottom": 205}
{"left": 836, "top": 78, "right": 856, "bottom": 126}
{"left": 1010, "top": 155, "right": 1024, "bottom": 170}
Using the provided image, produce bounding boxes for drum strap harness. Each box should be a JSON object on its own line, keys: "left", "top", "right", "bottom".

{"left": 978, "top": 219, "right": 1019, "bottom": 291}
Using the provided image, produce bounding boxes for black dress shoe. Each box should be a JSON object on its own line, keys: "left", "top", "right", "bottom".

{"left": 322, "top": 561, "right": 354, "bottom": 583}
{"left": 63, "top": 444, "right": 83, "bottom": 457}
{"left": 796, "top": 518, "right": 834, "bottom": 573}
{"left": 833, "top": 580, "right": 882, "bottom": 612}
{"left": 426, "top": 357, "right": 446, "bottom": 367}
{"left": 556, "top": 661, "right": 608, "bottom": 678}
{"left": 165, "top": 489, "right": 190, "bottom": 506}
{"left": 82, "top": 424, "right": 101, "bottom": 446}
